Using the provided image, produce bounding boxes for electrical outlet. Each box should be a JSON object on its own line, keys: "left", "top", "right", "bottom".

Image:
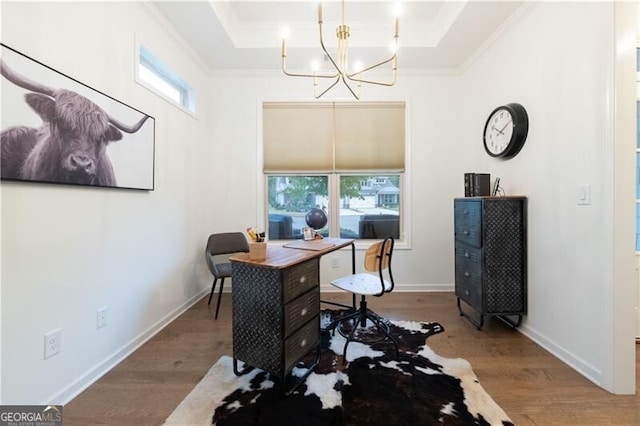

{"left": 331, "top": 257, "right": 339, "bottom": 269}
{"left": 44, "top": 329, "right": 61, "bottom": 359}
{"left": 96, "top": 307, "right": 108, "bottom": 329}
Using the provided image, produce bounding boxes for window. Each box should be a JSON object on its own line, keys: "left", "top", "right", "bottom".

{"left": 263, "top": 102, "right": 405, "bottom": 242}
{"left": 136, "top": 45, "right": 195, "bottom": 113}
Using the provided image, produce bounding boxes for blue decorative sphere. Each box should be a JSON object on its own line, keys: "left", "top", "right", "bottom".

{"left": 305, "top": 208, "right": 328, "bottom": 230}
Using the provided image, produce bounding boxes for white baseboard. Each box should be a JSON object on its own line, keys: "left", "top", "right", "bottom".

{"left": 46, "top": 289, "right": 208, "bottom": 405}
{"left": 518, "top": 323, "right": 602, "bottom": 387}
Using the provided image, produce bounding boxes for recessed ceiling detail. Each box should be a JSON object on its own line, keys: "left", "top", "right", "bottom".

{"left": 151, "top": 1, "right": 524, "bottom": 71}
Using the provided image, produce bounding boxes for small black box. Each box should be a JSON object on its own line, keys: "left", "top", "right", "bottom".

{"left": 474, "top": 173, "right": 491, "bottom": 196}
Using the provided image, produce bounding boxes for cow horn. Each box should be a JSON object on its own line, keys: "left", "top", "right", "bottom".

{"left": 109, "top": 115, "right": 150, "bottom": 133}
{"left": 0, "top": 59, "right": 56, "bottom": 97}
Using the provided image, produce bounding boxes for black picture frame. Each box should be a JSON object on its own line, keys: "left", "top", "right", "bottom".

{"left": 1, "top": 43, "right": 155, "bottom": 191}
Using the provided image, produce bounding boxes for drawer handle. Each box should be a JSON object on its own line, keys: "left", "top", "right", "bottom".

{"left": 464, "top": 271, "right": 470, "bottom": 277}
{"left": 465, "top": 290, "right": 470, "bottom": 296}
{"left": 300, "top": 339, "right": 307, "bottom": 348}
{"left": 464, "top": 252, "right": 469, "bottom": 258}
{"left": 299, "top": 275, "right": 306, "bottom": 283}
{"left": 463, "top": 230, "right": 469, "bottom": 235}
{"left": 301, "top": 307, "right": 308, "bottom": 316}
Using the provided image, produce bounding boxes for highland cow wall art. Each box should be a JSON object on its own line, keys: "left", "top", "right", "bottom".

{"left": 1, "top": 44, "right": 155, "bottom": 190}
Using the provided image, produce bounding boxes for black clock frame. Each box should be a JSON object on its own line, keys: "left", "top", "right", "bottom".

{"left": 483, "top": 102, "right": 529, "bottom": 159}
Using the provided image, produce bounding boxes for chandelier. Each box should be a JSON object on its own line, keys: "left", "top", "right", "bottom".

{"left": 281, "top": 0, "right": 399, "bottom": 100}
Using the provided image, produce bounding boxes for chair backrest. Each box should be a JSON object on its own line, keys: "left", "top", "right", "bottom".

{"left": 363, "top": 236, "right": 395, "bottom": 294}
{"left": 206, "top": 232, "right": 250, "bottom": 256}
{"left": 205, "top": 232, "right": 250, "bottom": 275}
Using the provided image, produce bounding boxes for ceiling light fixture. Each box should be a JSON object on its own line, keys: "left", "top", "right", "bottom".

{"left": 281, "top": 0, "right": 399, "bottom": 100}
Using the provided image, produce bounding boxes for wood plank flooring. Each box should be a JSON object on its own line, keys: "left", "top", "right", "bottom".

{"left": 64, "top": 292, "right": 639, "bottom": 425}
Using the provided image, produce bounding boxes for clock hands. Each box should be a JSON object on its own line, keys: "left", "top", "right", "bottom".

{"left": 490, "top": 118, "right": 512, "bottom": 137}
{"left": 498, "top": 119, "right": 512, "bottom": 134}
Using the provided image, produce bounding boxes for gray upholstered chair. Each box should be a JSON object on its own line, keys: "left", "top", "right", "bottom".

{"left": 327, "top": 236, "right": 399, "bottom": 360}
{"left": 205, "top": 232, "right": 249, "bottom": 319}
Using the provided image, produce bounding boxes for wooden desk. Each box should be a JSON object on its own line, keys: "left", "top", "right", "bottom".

{"left": 229, "top": 238, "right": 355, "bottom": 393}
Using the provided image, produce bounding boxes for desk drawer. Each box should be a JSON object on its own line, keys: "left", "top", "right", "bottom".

{"left": 283, "top": 259, "right": 319, "bottom": 302}
{"left": 284, "top": 287, "right": 320, "bottom": 337}
{"left": 284, "top": 316, "right": 319, "bottom": 371}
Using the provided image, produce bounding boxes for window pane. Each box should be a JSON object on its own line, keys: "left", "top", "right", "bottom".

{"left": 267, "top": 175, "right": 329, "bottom": 240}
{"left": 339, "top": 175, "right": 401, "bottom": 240}
{"left": 139, "top": 65, "right": 182, "bottom": 104}
{"left": 138, "top": 45, "right": 194, "bottom": 112}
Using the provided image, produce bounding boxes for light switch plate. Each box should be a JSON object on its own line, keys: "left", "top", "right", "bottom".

{"left": 577, "top": 184, "right": 591, "bottom": 205}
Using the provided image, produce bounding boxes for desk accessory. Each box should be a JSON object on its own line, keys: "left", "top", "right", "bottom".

{"left": 305, "top": 208, "right": 328, "bottom": 239}
{"left": 246, "top": 227, "right": 266, "bottom": 260}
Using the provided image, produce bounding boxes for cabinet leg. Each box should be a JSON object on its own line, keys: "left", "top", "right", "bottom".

{"left": 456, "top": 297, "right": 484, "bottom": 330}
{"left": 495, "top": 314, "right": 523, "bottom": 329}
{"left": 281, "top": 343, "right": 321, "bottom": 396}
{"left": 232, "top": 358, "right": 253, "bottom": 376}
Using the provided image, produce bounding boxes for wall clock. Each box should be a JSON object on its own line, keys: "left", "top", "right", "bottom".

{"left": 483, "top": 103, "right": 529, "bottom": 159}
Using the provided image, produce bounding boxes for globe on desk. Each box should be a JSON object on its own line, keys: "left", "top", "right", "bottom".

{"left": 305, "top": 208, "right": 328, "bottom": 237}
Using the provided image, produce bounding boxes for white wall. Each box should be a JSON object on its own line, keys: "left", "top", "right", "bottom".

{"left": 458, "top": 2, "right": 636, "bottom": 393}
{"left": 1, "top": 2, "right": 217, "bottom": 404}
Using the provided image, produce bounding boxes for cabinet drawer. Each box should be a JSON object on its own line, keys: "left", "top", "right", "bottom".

{"left": 455, "top": 262, "right": 482, "bottom": 309}
{"left": 284, "top": 316, "right": 319, "bottom": 371}
{"left": 454, "top": 201, "right": 482, "bottom": 247}
{"left": 455, "top": 244, "right": 482, "bottom": 264}
{"left": 284, "top": 287, "right": 320, "bottom": 337}
{"left": 283, "top": 259, "right": 319, "bottom": 302}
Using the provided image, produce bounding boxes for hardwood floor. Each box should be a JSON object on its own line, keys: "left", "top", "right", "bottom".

{"left": 64, "top": 292, "right": 639, "bottom": 425}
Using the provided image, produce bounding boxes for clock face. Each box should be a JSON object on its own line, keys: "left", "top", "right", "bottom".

{"left": 484, "top": 108, "right": 514, "bottom": 156}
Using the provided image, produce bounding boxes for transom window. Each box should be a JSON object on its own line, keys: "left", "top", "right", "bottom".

{"left": 136, "top": 45, "right": 195, "bottom": 114}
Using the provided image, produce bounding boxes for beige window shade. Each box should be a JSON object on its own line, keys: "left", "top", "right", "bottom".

{"left": 263, "top": 102, "right": 405, "bottom": 172}
{"left": 334, "top": 103, "right": 405, "bottom": 170}
{"left": 263, "top": 103, "right": 334, "bottom": 171}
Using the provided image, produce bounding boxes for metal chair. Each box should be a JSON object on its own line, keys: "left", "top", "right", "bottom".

{"left": 205, "top": 232, "right": 249, "bottom": 319}
{"left": 326, "top": 236, "right": 399, "bottom": 360}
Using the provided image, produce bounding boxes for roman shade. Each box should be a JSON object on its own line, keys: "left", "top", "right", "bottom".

{"left": 263, "top": 102, "right": 405, "bottom": 172}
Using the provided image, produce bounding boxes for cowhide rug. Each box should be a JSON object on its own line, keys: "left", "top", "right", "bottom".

{"left": 164, "top": 310, "right": 513, "bottom": 426}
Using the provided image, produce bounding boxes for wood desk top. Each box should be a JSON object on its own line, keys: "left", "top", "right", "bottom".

{"left": 230, "top": 238, "right": 354, "bottom": 269}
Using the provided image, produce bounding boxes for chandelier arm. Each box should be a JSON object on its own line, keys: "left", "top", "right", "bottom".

{"left": 339, "top": 74, "right": 361, "bottom": 100}
{"left": 347, "top": 54, "right": 396, "bottom": 79}
{"left": 318, "top": 19, "right": 344, "bottom": 75}
{"left": 346, "top": 73, "right": 396, "bottom": 87}
{"left": 314, "top": 76, "right": 342, "bottom": 99}
{"left": 282, "top": 57, "right": 338, "bottom": 79}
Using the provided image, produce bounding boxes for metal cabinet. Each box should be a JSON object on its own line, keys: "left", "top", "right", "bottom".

{"left": 231, "top": 258, "right": 320, "bottom": 388}
{"left": 454, "top": 197, "right": 527, "bottom": 329}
